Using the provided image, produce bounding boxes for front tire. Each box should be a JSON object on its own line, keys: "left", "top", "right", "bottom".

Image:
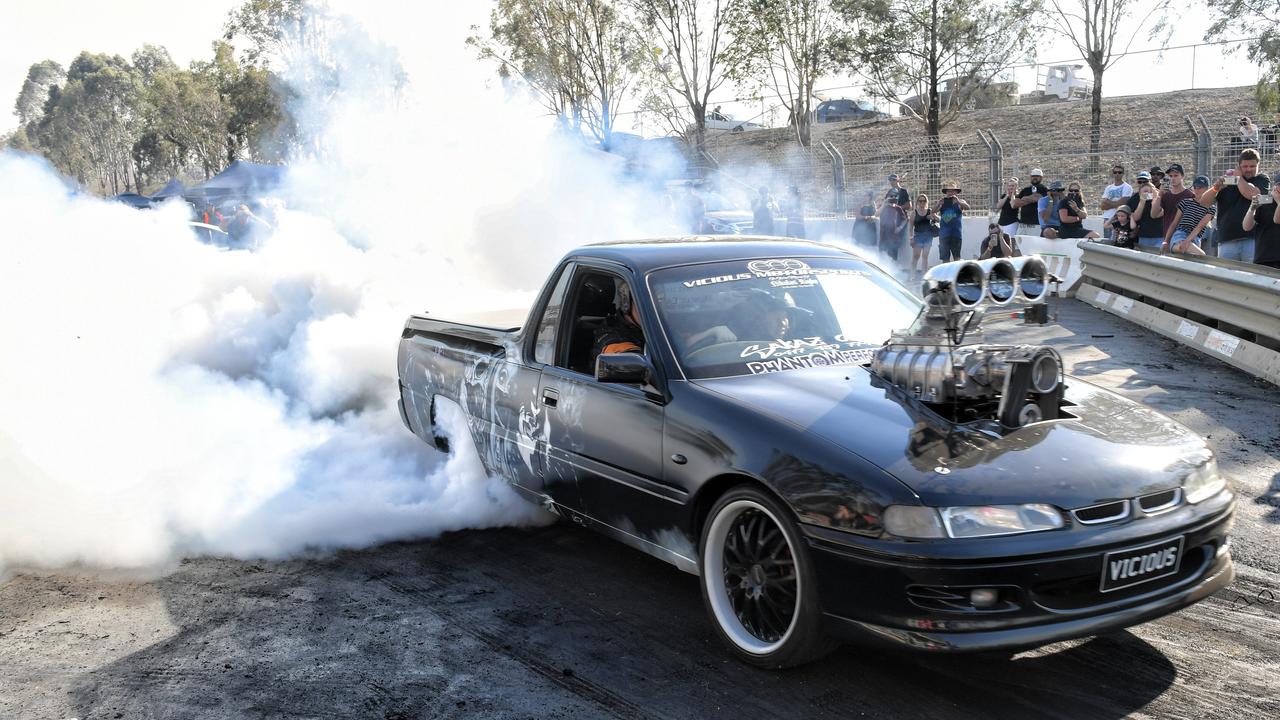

{"left": 699, "top": 486, "right": 836, "bottom": 668}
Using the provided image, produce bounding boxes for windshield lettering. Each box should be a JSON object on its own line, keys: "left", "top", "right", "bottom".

{"left": 650, "top": 257, "right": 919, "bottom": 380}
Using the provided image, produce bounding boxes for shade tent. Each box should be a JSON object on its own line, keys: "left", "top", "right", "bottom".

{"left": 188, "top": 161, "right": 286, "bottom": 202}
{"left": 150, "top": 178, "right": 186, "bottom": 201}
{"left": 111, "top": 192, "right": 153, "bottom": 208}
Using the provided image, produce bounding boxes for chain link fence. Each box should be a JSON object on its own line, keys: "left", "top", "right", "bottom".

{"left": 704, "top": 114, "right": 1278, "bottom": 221}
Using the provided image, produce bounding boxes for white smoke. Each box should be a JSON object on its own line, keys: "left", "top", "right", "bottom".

{"left": 0, "top": 5, "right": 674, "bottom": 577}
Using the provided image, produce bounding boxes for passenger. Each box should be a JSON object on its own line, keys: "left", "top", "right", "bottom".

{"left": 591, "top": 281, "right": 645, "bottom": 364}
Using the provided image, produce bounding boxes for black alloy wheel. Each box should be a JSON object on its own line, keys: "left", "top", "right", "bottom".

{"left": 699, "top": 485, "right": 836, "bottom": 668}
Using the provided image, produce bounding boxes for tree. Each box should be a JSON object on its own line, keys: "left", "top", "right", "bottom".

{"left": 470, "top": 0, "right": 644, "bottom": 147}
{"left": 1044, "top": 0, "right": 1169, "bottom": 170}
{"left": 224, "top": 0, "right": 310, "bottom": 67}
{"left": 722, "top": 0, "right": 850, "bottom": 147}
{"left": 13, "top": 60, "right": 65, "bottom": 126}
{"left": 628, "top": 0, "right": 735, "bottom": 154}
{"left": 1205, "top": 0, "right": 1280, "bottom": 111}
{"left": 41, "top": 53, "right": 146, "bottom": 194}
{"left": 131, "top": 44, "right": 177, "bottom": 82}
{"left": 851, "top": 0, "right": 1037, "bottom": 140}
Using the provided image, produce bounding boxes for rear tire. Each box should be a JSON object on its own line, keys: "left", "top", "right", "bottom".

{"left": 428, "top": 397, "right": 450, "bottom": 453}
{"left": 699, "top": 486, "right": 837, "bottom": 668}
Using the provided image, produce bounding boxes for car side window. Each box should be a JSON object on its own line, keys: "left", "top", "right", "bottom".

{"left": 533, "top": 266, "right": 573, "bottom": 365}
{"left": 559, "top": 271, "right": 643, "bottom": 376}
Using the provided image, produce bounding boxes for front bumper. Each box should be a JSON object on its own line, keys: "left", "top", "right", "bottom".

{"left": 803, "top": 492, "right": 1235, "bottom": 652}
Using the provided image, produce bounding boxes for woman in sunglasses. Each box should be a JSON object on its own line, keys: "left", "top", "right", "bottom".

{"left": 1057, "top": 181, "right": 1100, "bottom": 240}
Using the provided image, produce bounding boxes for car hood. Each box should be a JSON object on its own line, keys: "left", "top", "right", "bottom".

{"left": 695, "top": 366, "right": 1211, "bottom": 509}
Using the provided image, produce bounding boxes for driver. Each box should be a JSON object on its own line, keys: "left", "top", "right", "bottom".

{"left": 730, "top": 291, "right": 792, "bottom": 340}
{"left": 591, "top": 281, "right": 645, "bottom": 364}
{"left": 687, "top": 291, "right": 794, "bottom": 351}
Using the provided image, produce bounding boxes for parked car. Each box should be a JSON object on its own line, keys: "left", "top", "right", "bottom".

{"left": 396, "top": 240, "right": 1235, "bottom": 668}
{"left": 702, "top": 107, "right": 764, "bottom": 133}
{"left": 815, "top": 98, "right": 886, "bottom": 123}
{"left": 701, "top": 191, "right": 754, "bottom": 234}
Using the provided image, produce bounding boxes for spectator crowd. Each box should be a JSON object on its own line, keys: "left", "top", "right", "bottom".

{"left": 845, "top": 148, "right": 1280, "bottom": 276}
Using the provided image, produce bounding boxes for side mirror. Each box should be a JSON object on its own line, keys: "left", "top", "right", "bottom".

{"left": 596, "top": 352, "right": 652, "bottom": 385}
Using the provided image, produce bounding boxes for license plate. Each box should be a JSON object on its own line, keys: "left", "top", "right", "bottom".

{"left": 1100, "top": 536, "right": 1185, "bottom": 593}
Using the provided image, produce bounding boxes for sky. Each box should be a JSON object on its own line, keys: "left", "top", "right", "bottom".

{"left": 0, "top": 1, "right": 1261, "bottom": 138}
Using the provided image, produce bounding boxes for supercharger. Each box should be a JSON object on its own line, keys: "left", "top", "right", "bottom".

{"left": 872, "top": 257, "right": 1066, "bottom": 428}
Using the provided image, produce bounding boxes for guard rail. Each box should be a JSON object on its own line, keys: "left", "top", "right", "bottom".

{"left": 1076, "top": 242, "right": 1280, "bottom": 385}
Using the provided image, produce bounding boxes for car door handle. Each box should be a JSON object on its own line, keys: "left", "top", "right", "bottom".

{"left": 541, "top": 387, "right": 559, "bottom": 408}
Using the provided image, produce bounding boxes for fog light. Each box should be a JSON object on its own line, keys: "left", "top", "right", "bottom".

{"left": 970, "top": 588, "right": 999, "bottom": 608}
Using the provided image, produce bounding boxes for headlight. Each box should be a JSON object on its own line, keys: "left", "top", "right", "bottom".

{"left": 883, "top": 506, "right": 945, "bottom": 539}
{"left": 1183, "top": 459, "right": 1226, "bottom": 504}
{"left": 884, "top": 504, "right": 1064, "bottom": 539}
{"left": 941, "top": 504, "right": 1065, "bottom": 538}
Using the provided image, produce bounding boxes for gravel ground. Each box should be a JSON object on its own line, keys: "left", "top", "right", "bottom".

{"left": 2, "top": 298, "right": 1278, "bottom": 720}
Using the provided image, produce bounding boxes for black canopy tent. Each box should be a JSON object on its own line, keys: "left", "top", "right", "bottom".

{"left": 187, "top": 161, "right": 286, "bottom": 204}
{"left": 150, "top": 178, "right": 187, "bottom": 201}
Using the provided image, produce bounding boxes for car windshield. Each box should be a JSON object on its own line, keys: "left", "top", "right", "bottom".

{"left": 649, "top": 256, "right": 920, "bottom": 379}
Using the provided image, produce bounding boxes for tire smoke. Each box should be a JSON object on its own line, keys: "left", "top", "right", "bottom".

{"left": 0, "top": 5, "right": 673, "bottom": 577}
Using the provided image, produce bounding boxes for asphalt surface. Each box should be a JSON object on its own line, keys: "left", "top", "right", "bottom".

{"left": 2, "top": 298, "right": 1279, "bottom": 720}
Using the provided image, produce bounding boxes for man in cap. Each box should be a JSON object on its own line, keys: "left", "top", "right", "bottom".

{"left": 1127, "top": 170, "right": 1166, "bottom": 249}
{"left": 1158, "top": 163, "right": 1193, "bottom": 238}
{"left": 1200, "top": 148, "right": 1270, "bottom": 261}
{"left": 879, "top": 173, "right": 910, "bottom": 260}
{"left": 1013, "top": 169, "right": 1048, "bottom": 236}
{"left": 1038, "top": 181, "right": 1064, "bottom": 238}
{"left": 1149, "top": 166, "right": 1166, "bottom": 191}
{"left": 1099, "top": 164, "right": 1132, "bottom": 241}
{"left": 935, "top": 180, "right": 969, "bottom": 262}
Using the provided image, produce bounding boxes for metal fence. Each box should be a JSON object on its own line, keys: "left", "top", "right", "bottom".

{"left": 705, "top": 115, "right": 1278, "bottom": 220}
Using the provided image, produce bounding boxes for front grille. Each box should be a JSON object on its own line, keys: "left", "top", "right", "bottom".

{"left": 1072, "top": 500, "right": 1131, "bottom": 525}
{"left": 1137, "top": 488, "right": 1182, "bottom": 514}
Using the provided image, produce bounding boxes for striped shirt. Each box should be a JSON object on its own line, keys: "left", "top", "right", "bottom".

{"left": 1176, "top": 197, "right": 1214, "bottom": 234}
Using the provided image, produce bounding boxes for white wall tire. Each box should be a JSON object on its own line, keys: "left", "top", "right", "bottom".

{"left": 699, "top": 486, "right": 836, "bottom": 668}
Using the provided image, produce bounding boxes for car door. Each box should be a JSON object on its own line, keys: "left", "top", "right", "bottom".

{"left": 538, "top": 264, "right": 680, "bottom": 534}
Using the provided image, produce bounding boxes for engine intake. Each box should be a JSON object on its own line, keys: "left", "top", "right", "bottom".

{"left": 874, "top": 257, "right": 1063, "bottom": 428}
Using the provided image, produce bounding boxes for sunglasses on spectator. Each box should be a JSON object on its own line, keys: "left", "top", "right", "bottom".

{"left": 1112, "top": 169, "right": 1124, "bottom": 174}
{"left": 1136, "top": 179, "right": 1149, "bottom": 184}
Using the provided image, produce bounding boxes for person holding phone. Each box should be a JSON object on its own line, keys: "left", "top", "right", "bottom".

{"left": 1242, "top": 172, "right": 1280, "bottom": 268}
{"left": 1200, "top": 148, "right": 1269, "bottom": 261}
{"left": 1127, "top": 170, "right": 1166, "bottom": 249}
{"left": 1056, "top": 182, "right": 1100, "bottom": 239}
{"left": 935, "top": 180, "right": 969, "bottom": 262}
{"left": 979, "top": 223, "right": 1014, "bottom": 258}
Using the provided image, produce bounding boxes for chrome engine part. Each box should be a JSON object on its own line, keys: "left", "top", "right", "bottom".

{"left": 872, "top": 256, "right": 1063, "bottom": 427}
